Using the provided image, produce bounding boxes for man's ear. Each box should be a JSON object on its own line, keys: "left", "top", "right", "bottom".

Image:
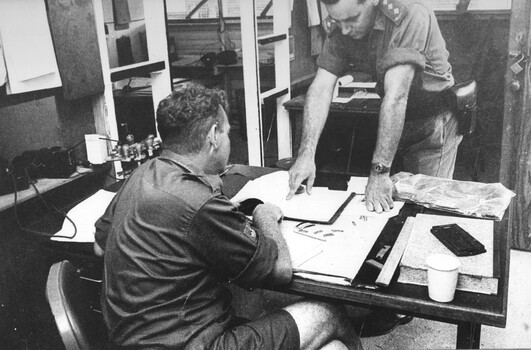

{"left": 207, "top": 123, "right": 219, "bottom": 149}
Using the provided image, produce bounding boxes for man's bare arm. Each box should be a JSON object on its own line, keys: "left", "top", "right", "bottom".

{"left": 366, "top": 64, "right": 415, "bottom": 213}
{"left": 287, "top": 68, "right": 338, "bottom": 199}
{"left": 252, "top": 203, "right": 292, "bottom": 285}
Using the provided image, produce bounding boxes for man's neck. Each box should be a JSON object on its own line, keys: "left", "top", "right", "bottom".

{"left": 165, "top": 146, "right": 213, "bottom": 174}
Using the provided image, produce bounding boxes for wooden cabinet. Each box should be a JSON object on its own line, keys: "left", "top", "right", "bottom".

{"left": 91, "top": 0, "right": 172, "bottom": 176}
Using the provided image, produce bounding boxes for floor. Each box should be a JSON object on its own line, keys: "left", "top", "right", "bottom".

{"left": 228, "top": 125, "right": 531, "bottom": 349}
{"left": 361, "top": 249, "right": 531, "bottom": 350}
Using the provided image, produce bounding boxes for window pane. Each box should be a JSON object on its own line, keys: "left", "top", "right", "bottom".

{"left": 166, "top": 0, "right": 272, "bottom": 19}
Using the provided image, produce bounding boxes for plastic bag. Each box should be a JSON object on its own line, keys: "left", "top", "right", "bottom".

{"left": 392, "top": 172, "right": 515, "bottom": 220}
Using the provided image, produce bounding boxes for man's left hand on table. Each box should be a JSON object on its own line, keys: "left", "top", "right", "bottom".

{"left": 365, "top": 173, "right": 395, "bottom": 213}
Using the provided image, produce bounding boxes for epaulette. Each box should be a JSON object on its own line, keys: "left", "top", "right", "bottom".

{"left": 380, "top": 0, "right": 408, "bottom": 25}
{"left": 322, "top": 15, "right": 339, "bottom": 36}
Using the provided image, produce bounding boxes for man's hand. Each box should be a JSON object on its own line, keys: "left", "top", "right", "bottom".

{"left": 287, "top": 155, "right": 316, "bottom": 199}
{"left": 253, "top": 202, "right": 284, "bottom": 223}
{"left": 365, "top": 174, "right": 394, "bottom": 213}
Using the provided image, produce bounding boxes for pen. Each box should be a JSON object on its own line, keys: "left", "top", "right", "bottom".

{"left": 293, "top": 269, "right": 349, "bottom": 281}
{"left": 218, "top": 164, "right": 234, "bottom": 177}
{"left": 353, "top": 283, "right": 379, "bottom": 290}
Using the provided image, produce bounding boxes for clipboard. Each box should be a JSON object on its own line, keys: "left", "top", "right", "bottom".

{"left": 285, "top": 192, "right": 355, "bottom": 224}
{"left": 231, "top": 171, "right": 356, "bottom": 224}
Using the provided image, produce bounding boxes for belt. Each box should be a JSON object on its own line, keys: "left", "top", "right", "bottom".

{"left": 405, "top": 90, "right": 451, "bottom": 120}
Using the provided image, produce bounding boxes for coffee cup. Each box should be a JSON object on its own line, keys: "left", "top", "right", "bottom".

{"left": 426, "top": 253, "right": 460, "bottom": 302}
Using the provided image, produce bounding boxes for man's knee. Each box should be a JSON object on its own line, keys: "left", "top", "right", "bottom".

{"left": 284, "top": 300, "right": 345, "bottom": 328}
{"left": 284, "top": 300, "right": 361, "bottom": 350}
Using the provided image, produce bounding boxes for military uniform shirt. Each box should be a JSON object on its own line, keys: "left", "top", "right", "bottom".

{"left": 318, "top": 0, "right": 454, "bottom": 96}
{"left": 95, "top": 149, "right": 278, "bottom": 349}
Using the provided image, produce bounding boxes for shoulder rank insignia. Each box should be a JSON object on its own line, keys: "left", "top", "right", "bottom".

{"left": 380, "top": 0, "right": 408, "bottom": 25}
{"left": 323, "top": 15, "right": 339, "bottom": 36}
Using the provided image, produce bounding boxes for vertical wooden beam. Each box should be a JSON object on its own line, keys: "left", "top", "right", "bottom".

{"left": 500, "top": 0, "right": 531, "bottom": 250}
{"left": 144, "top": 0, "right": 172, "bottom": 138}
{"left": 92, "top": 0, "right": 122, "bottom": 175}
{"left": 512, "top": 8, "right": 531, "bottom": 250}
{"left": 272, "top": 0, "right": 292, "bottom": 160}
{"left": 240, "top": 0, "right": 265, "bottom": 166}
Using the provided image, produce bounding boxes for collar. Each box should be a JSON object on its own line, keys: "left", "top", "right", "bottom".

{"left": 158, "top": 149, "right": 223, "bottom": 191}
{"left": 158, "top": 149, "right": 204, "bottom": 175}
{"left": 373, "top": 8, "right": 386, "bottom": 31}
{"left": 378, "top": 0, "right": 407, "bottom": 26}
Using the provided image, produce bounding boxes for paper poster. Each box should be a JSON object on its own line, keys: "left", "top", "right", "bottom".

{"left": 0, "top": 0, "right": 61, "bottom": 93}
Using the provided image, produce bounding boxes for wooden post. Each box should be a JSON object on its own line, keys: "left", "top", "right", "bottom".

{"left": 500, "top": 0, "right": 531, "bottom": 250}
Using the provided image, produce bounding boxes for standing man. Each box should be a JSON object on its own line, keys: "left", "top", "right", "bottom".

{"left": 94, "top": 83, "right": 362, "bottom": 350}
{"left": 287, "top": 0, "right": 462, "bottom": 213}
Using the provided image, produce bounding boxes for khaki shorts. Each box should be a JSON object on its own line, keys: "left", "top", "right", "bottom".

{"left": 210, "top": 309, "right": 300, "bottom": 350}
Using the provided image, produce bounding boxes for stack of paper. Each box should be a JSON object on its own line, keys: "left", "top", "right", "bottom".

{"left": 398, "top": 214, "right": 498, "bottom": 295}
{"left": 332, "top": 79, "right": 380, "bottom": 103}
{"left": 282, "top": 212, "right": 389, "bottom": 285}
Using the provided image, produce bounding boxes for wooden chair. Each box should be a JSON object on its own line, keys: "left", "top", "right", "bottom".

{"left": 46, "top": 260, "right": 109, "bottom": 350}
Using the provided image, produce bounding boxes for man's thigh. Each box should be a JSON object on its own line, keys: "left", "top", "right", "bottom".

{"left": 210, "top": 309, "right": 300, "bottom": 350}
{"left": 399, "top": 110, "right": 462, "bottom": 178}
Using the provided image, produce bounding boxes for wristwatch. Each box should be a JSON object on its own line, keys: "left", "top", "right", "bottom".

{"left": 370, "top": 162, "right": 390, "bottom": 175}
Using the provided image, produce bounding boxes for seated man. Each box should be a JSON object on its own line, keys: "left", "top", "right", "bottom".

{"left": 94, "top": 83, "right": 362, "bottom": 350}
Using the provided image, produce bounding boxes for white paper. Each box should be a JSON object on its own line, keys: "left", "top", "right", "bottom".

{"left": 231, "top": 171, "right": 353, "bottom": 223}
{"left": 0, "top": 38, "right": 6, "bottom": 85}
{"left": 51, "top": 190, "right": 116, "bottom": 243}
{"left": 282, "top": 214, "right": 387, "bottom": 283}
{"left": 341, "top": 196, "right": 405, "bottom": 219}
{"left": 347, "top": 176, "right": 368, "bottom": 194}
{"left": 0, "top": 0, "right": 61, "bottom": 93}
{"left": 333, "top": 79, "right": 380, "bottom": 103}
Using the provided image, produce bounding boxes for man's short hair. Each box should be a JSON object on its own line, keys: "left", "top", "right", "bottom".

{"left": 156, "top": 83, "right": 229, "bottom": 154}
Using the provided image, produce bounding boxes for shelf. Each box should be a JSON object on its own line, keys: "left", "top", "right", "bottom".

{"left": 110, "top": 61, "right": 166, "bottom": 82}
{"left": 0, "top": 167, "right": 93, "bottom": 212}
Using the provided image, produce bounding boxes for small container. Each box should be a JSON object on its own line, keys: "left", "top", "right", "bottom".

{"left": 426, "top": 253, "right": 461, "bottom": 302}
{"left": 85, "top": 134, "right": 108, "bottom": 164}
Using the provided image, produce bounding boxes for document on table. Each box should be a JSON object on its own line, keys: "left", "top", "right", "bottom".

{"left": 282, "top": 214, "right": 388, "bottom": 285}
{"left": 51, "top": 190, "right": 116, "bottom": 243}
{"left": 332, "top": 80, "right": 380, "bottom": 103}
{"left": 230, "top": 171, "right": 354, "bottom": 224}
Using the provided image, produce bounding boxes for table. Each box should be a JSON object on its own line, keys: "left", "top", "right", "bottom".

{"left": 223, "top": 165, "right": 510, "bottom": 349}
{"left": 283, "top": 94, "right": 382, "bottom": 175}
{"left": 30, "top": 164, "right": 509, "bottom": 349}
{"left": 0, "top": 166, "right": 94, "bottom": 212}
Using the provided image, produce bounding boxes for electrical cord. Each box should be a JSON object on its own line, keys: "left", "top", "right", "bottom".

{"left": 9, "top": 169, "right": 78, "bottom": 240}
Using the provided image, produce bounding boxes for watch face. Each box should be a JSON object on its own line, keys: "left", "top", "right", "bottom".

{"left": 371, "top": 163, "right": 389, "bottom": 174}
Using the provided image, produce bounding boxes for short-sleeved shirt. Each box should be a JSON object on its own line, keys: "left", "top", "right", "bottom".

{"left": 318, "top": 0, "right": 454, "bottom": 116}
{"left": 95, "top": 149, "right": 279, "bottom": 349}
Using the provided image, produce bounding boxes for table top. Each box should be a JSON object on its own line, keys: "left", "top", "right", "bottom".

{"left": 28, "top": 164, "right": 509, "bottom": 329}
{"left": 223, "top": 165, "right": 510, "bottom": 329}
{"left": 0, "top": 167, "right": 94, "bottom": 212}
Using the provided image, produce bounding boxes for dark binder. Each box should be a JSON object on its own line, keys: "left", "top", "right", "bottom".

{"left": 430, "top": 223, "right": 486, "bottom": 257}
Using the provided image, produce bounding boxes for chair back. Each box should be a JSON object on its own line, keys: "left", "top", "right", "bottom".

{"left": 46, "top": 260, "right": 108, "bottom": 350}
